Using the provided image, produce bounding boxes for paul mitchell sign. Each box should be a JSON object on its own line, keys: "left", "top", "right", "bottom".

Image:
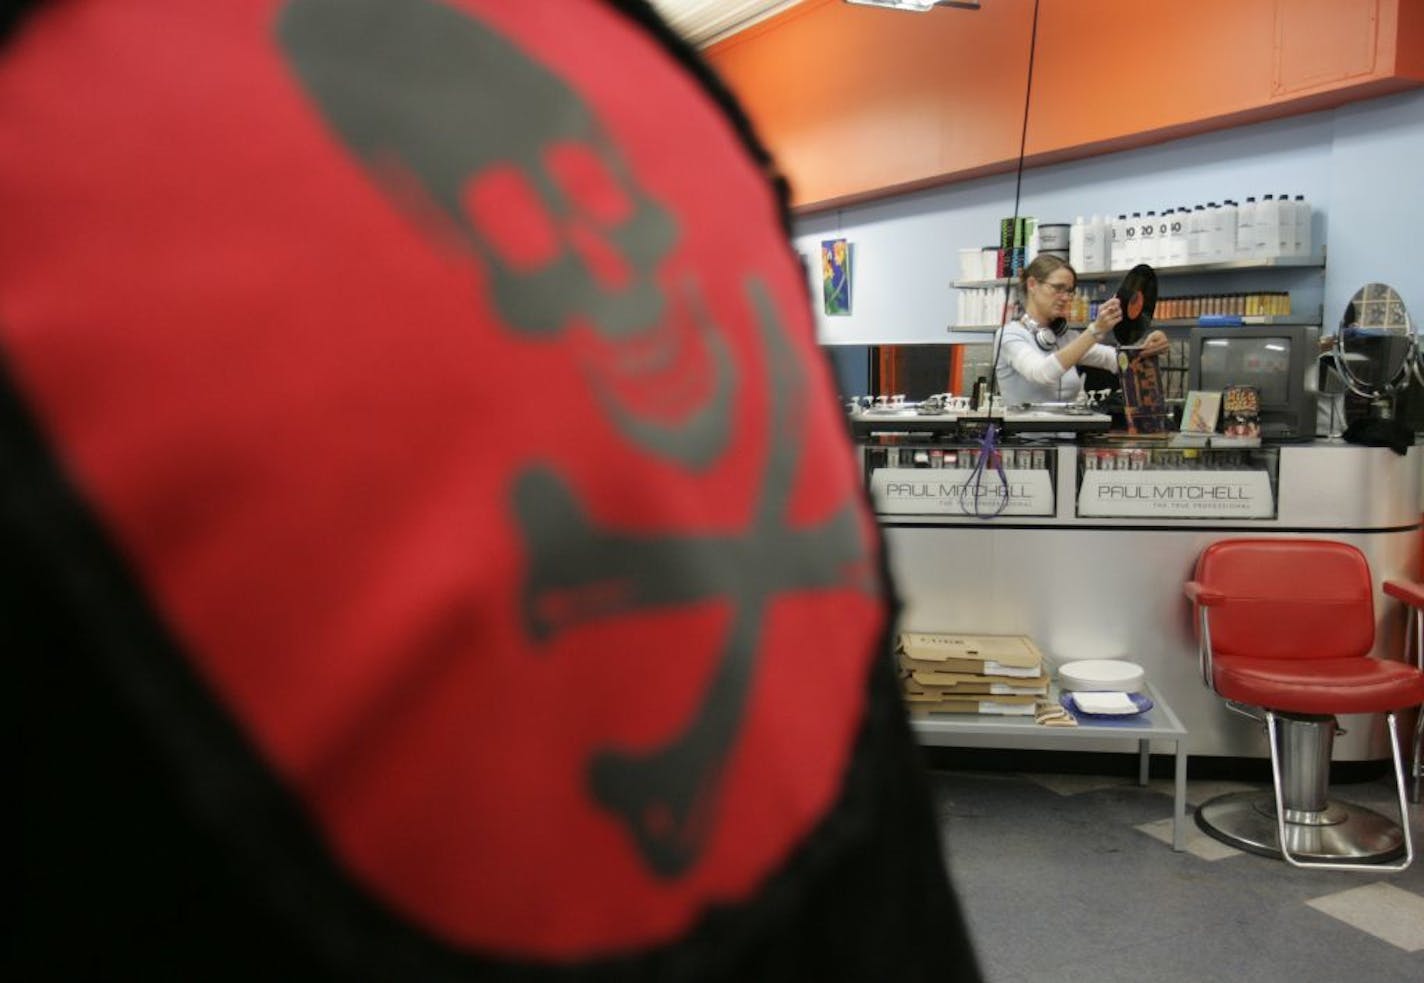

{"left": 870, "top": 468, "right": 1055, "bottom": 517}
{"left": 1078, "top": 471, "right": 1275, "bottom": 518}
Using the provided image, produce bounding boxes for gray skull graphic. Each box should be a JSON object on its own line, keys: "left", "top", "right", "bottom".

{"left": 279, "top": 0, "right": 734, "bottom": 467}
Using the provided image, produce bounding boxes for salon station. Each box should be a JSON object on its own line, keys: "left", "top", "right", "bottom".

{"left": 686, "top": 0, "right": 1424, "bottom": 871}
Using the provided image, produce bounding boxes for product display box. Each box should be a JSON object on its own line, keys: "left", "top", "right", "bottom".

{"left": 1118, "top": 347, "right": 1172, "bottom": 435}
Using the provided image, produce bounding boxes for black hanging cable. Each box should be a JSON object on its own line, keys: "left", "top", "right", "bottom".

{"left": 983, "top": 0, "right": 1043, "bottom": 404}
{"left": 964, "top": 0, "right": 1042, "bottom": 519}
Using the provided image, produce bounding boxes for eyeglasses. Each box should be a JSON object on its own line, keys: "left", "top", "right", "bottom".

{"left": 1041, "top": 281, "right": 1076, "bottom": 296}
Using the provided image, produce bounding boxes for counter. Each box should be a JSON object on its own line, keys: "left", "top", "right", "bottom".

{"left": 863, "top": 436, "right": 1421, "bottom": 759}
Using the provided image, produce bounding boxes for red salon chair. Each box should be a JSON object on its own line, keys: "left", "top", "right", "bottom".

{"left": 1388, "top": 577, "right": 1424, "bottom": 806}
{"left": 1184, "top": 539, "right": 1424, "bottom": 870}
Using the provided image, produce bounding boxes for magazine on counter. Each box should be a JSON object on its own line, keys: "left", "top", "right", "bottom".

{"left": 1221, "top": 384, "right": 1261, "bottom": 438}
{"left": 1180, "top": 390, "right": 1222, "bottom": 435}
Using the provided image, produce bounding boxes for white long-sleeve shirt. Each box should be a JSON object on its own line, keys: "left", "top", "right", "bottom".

{"left": 992, "top": 320, "right": 1120, "bottom": 406}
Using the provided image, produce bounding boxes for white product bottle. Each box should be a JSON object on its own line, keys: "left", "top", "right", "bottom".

{"left": 1293, "top": 195, "right": 1312, "bottom": 258}
{"left": 1236, "top": 196, "right": 1257, "bottom": 260}
{"left": 1217, "top": 200, "right": 1238, "bottom": 262}
{"left": 1188, "top": 204, "right": 1207, "bottom": 263}
{"left": 1140, "top": 211, "right": 1157, "bottom": 265}
{"left": 1158, "top": 209, "right": 1174, "bottom": 266}
{"left": 1083, "top": 214, "right": 1105, "bottom": 272}
{"left": 1203, "top": 202, "right": 1222, "bottom": 261}
{"left": 1254, "top": 194, "right": 1279, "bottom": 258}
{"left": 1166, "top": 207, "right": 1188, "bottom": 266}
{"left": 1110, "top": 214, "right": 1128, "bottom": 271}
{"left": 1069, "top": 215, "right": 1086, "bottom": 269}
{"left": 1124, "top": 212, "right": 1141, "bottom": 266}
{"left": 1276, "top": 193, "right": 1295, "bottom": 258}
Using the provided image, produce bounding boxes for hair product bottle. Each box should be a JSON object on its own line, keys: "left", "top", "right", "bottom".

{"left": 1236, "top": 196, "right": 1256, "bottom": 260}
{"left": 1254, "top": 194, "right": 1279, "bottom": 259}
{"left": 1276, "top": 192, "right": 1294, "bottom": 257}
{"left": 1293, "top": 195, "right": 1312, "bottom": 258}
{"left": 1166, "top": 208, "right": 1187, "bottom": 267}
{"left": 1084, "top": 214, "right": 1107, "bottom": 272}
{"left": 1217, "top": 200, "right": 1238, "bottom": 262}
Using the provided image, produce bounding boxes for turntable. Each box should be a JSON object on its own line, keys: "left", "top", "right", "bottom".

{"left": 848, "top": 394, "right": 966, "bottom": 436}
{"left": 1002, "top": 401, "right": 1112, "bottom": 434}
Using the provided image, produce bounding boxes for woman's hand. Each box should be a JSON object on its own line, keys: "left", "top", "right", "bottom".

{"left": 1139, "top": 329, "right": 1169, "bottom": 357}
{"left": 1090, "top": 297, "right": 1122, "bottom": 338}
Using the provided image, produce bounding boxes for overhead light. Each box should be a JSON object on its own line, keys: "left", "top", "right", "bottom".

{"left": 844, "top": 0, "right": 980, "bottom": 11}
{"left": 845, "top": 0, "right": 938, "bottom": 10}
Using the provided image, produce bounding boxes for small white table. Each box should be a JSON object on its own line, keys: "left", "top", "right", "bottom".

{"left": 910, "top": 681, "right": 1190, "bottom": 851}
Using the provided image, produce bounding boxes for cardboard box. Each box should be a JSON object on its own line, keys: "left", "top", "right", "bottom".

{"left": 909, "top": 698, "right": 1037, "bottom": 717}
{"left": 896, "top": 632, "right": 1044, "bottom": 678}
{"left": 906, "top": 669, "right": 1050, "bottom": 696}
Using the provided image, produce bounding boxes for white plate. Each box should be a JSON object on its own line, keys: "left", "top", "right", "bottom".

{"left": 1057, "top": 659, "right": 1145, "bottom": 693}
{"left": 1070, "top": 691, "right": 1139, "bottom": 715}
{"left": 1061, "top": 692, "right": 1154, "bottom": 718}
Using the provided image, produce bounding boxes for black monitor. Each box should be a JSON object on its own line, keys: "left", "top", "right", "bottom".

{"left": 1187, "top": 324, "right": 1320, "bottom": 440}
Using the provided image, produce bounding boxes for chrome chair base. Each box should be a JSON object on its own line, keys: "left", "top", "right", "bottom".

{"left": 1195, "top": 791, "right": 1407, "bottom": 864}
{"left": 1413, "top": 707, "right": 1423, "bottom": 804}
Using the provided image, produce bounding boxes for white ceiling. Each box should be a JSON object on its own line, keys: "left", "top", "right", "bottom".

{"left": 645, "top": 0, "right": 806, "bottom": 47}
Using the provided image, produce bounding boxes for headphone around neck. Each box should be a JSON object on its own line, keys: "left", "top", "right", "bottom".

{"left": 1025, "top": 314, "right": 1069, "bottom": 351}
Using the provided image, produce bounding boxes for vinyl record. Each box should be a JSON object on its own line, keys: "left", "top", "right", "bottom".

{"left": 1113, "top": 263, "right": 1158, "bottom": 345}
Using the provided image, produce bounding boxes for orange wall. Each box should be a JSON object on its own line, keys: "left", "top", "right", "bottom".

{"left": 1399, "top": 0, "right": 1424, "bottom": 80}
{"left": 706, "top": 0, "right": 1423, "bottom": 212}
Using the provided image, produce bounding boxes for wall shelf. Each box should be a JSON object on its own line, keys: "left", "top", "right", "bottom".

{"left": 1154, "top": 314, "right": 1322, "bottom": 329}
{"left": 951, "top": 255, "right": 1326, "bottom": 290}
{"left": 947, "top": 315, "right": 1320, "bottom": 335}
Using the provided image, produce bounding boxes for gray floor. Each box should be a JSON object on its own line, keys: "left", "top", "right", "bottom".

{"left": 931, "top": 768, "right": 1424, "bottom": 983}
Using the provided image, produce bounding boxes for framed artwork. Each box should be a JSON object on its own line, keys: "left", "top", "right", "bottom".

{"left": 821, "top": 238, "right": 851, "bottom": 315}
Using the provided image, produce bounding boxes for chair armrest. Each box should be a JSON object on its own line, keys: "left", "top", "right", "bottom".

{"left": 1184, "top": 581, "right": 1226, "bottom": 606}
{"left": 1383, "top": 579, "right": 1424, "bottom": 609}
{"left": 1384, "top": 579, "right": 1424, "bottom": 670}
{"left": 1184, "top": 581, "right": 1221, "bottom": 691}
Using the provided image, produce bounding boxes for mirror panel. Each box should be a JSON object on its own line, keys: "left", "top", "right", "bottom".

{"left": 1336, "top": 282, "right": 1413, "bottom": 394}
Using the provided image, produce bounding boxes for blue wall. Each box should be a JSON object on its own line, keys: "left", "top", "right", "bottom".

{"left": 795, "top": 88, "right": 1424, "bottom": 350}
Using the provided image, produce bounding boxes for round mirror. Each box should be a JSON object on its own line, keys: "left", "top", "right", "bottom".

{"left": 1334, "top": 282, "right": 1414, "bottom": 402}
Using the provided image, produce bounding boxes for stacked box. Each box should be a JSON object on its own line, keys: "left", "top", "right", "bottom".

{"left": 897, "top": 631, "right": 1048, "bottom": 716}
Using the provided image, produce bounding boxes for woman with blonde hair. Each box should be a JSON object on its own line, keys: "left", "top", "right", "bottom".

{"left": 993, "top": 254, "right": 1167, "bottom": 406}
